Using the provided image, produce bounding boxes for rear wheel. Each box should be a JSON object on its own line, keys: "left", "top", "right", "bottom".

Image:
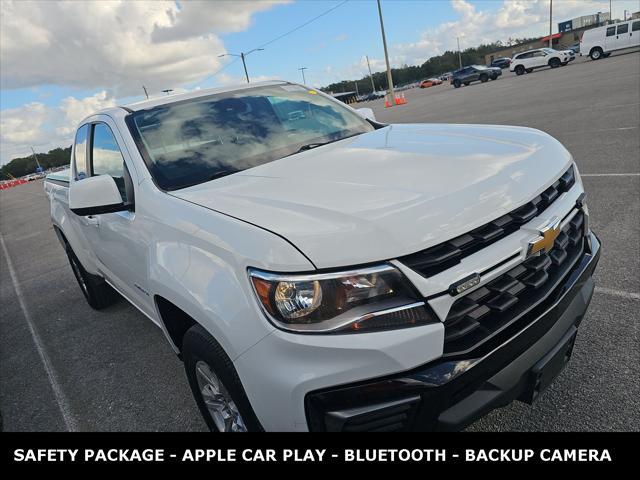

{"left": 490, "top": 74, "right": 498, "bottom": 80}
{"left": 515, "top": 65, "right": 525, "bottom": 75}
{"left": 453, "top": 79, "right": 461, "bottom": 88}
{"left": 65, "top": 244, "right": 117, "bottom": 310}
{"left": 183, "top": 324, "right": 262, "bottom": 432}
{"left": 463, "top": 82, "right": 470, "bottom": 86}
{"left": 590, "top": 47, "right": 603, "bottom": 60}
{"left": 526, "top": 68, "right": 534, "bottom": 73}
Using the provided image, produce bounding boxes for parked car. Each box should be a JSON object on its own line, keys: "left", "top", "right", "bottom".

{"left": 569, "top": 42, "right": 580, "bottom": 54}
{"left": 490, "top": 57, "right": 511, "bottom": 69}
{"left": 420, "top": 78, "right": 442, "bottom": 88}
{"left": 439, "top": 72, "right": 453, "bottom": 81}
{"left": 44, "top": 80, "right": 600, "bottom": 432}
{"left": 510, "top": 48, "right": 572, "bottom": 75}
{"left": 451, "top": 65, "right": 502, "bottom": 88}
{"left": 581, "top": 19, "right": 640, "bottom": 60}
{"left": 562, "top": 49, "right": 576, "bottom": 62}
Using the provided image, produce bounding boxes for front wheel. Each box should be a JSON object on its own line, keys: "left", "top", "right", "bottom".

{"left": 479, "top": 74, "right": 488, "bottom": 83}
{"left": 515, "top": 65, "right": 525, "bottom": 75}
{"left": 590, "top": 47, "right": 603, "bottom": 60}
{"left": 453, "top": 79, "right": 461, "bottom": 88}
{"left": 549, "top": 58, "right": 561, "bottom": 68}
{"left": 183, "top": 324, "right": 262, "bottom": 432}
{"left": 463, "top": 82, "right": 470, "bottom": 86}
{"left": 65, "top": 244, "right": 117, "bottom": 310}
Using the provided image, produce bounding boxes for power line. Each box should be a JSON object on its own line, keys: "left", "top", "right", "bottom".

{"left": 195, "top": 0, "right": 349, "bottom": 87}
{"left": 256, "top": 0, "right": 349, "bottom": 50}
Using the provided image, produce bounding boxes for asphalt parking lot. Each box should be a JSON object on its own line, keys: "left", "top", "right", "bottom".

{"left": 1, "top": 51, "right": 638, "bottom": 432}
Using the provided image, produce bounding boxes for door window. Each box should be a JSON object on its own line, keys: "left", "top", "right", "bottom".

{"left": 617, "top": 24, "right": 628, "bottom": 35}
{"left": 632, "top": 21, "right": 639, "bottom": 31}
{"left": 73, "top": 125, "right": 89, "bottom": 180}
{"left": 90, "top": 123, "right": 130, "bottom": 203}
{"left": 606, "top": 26, "right": 616, "bottom": 36}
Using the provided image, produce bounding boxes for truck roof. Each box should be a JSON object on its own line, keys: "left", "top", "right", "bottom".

{"left": 119, "top": 80, "right": 288, "bottom": 113}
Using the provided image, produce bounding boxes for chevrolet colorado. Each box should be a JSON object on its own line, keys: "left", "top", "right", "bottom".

{"left": 44, "top": 81, "right": 600, "bottom": 432}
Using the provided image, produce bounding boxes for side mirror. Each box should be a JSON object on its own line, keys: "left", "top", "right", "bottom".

{"left": 356, "top": 107, "right": 376, "bottom": 122}
{"left": 69, "top": 175, "right": 127, "bottom": 216}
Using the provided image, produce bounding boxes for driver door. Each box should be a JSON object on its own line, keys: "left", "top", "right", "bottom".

{"left": 80, "top": 117, "right": 155, "bottom": 318}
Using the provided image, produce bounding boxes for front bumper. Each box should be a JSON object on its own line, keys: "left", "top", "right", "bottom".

{"left": 305, "top": 233, "right": 600, "bottom": 432}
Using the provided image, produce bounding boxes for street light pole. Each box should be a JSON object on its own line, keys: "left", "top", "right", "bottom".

{"left": 376, "top": 0, "right": 395, "bottom": 105}
{"left": 219, "top": 48, "right": 265, "bottom": 83}
{"left": 549, "top": 0, "right": 553, "bottom": 48}
{"left": 298, "top": 67, "right": 308, "bottom": 84}
{"left": 366, "top": 55, "right": 376, "bottom": 92}
{"left": 457, "top": 37, "right": 462, "bottom": 69}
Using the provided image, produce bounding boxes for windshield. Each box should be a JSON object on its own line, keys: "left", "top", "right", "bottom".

{"left": 543, "top": 48, "right": 556, "bottom": 54}
{"left": 126, "top": 84, "right": 375, "bottom": 190}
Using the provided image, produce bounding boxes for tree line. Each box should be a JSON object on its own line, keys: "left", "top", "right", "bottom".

{"left": 322, "top": 38, "right": 537, "bottom": 94}
{"left": 1, "top": 146, "right": 71, "bottom": 179}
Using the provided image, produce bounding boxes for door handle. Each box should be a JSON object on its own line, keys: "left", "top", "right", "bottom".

{"left": 85, "top": 215, "right": 100, "bottom": 227}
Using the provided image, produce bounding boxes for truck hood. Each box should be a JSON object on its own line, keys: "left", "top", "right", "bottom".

{"left": 170, "top": 123, "right": 573, "bottom": 269}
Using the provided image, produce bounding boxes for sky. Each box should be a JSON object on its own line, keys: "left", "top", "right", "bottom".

{"left": 2, "top": 0, "right": 639, "bottom": 165}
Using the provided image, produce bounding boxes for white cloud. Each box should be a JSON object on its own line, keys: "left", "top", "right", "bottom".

{"left": 1, "top": 91, "right": 116, "bottom": 164}
{"left": 0, "top": 0, "right": 285, "bottom": 97}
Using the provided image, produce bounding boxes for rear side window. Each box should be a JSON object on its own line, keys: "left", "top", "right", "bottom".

{"left": 73, "top": 125, "right": 89, "bottom": 180}
{"left": 606, "top": 26, "right": 616, "bottom": 36}
{"left": 617, "top": 24, "right": 629, "bottom": 34}
{"left": 91, "top": 123, "right": 128, "bottom": 203}
{"left": 633, "top": 21, "right": 640, "bottom": 31}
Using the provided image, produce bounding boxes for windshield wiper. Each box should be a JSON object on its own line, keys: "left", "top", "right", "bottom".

{"left": 296, "top": 141, "right": 333, "bottom": 152}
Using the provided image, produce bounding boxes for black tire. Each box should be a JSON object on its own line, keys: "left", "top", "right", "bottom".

{"left": 182, "top": 324, "right": 262, "bottom": 432}
{"left": 65, "top": 244, "right": 118, "bottom": 310}
{"left": 590, "top": 47, "right": 603, "bottom": 60}
{"left": 515, "top": 65, "right": 525, "bottom": 75}
{"left": 526, "top": 68, "right": 534, "bottom": 73}
{"left": 561, "top": 61, "right": 568, "bottom": 66}
{"left": 549, "top": 58, "right": 561, "bottom": 68}
{"left": 453, "top": 79, "right": 461, "bottom": 88}
{"left": 490, "top": 74, "right": 498, "bottom": 80}
{"left": 479, "top": 74, "right": 488, "bottom": 83}
{"left": 463, "top": 82, "right": 470, "bottom": 86}
{"left": 603, "top": 52, "right": 611, "bottom": 58}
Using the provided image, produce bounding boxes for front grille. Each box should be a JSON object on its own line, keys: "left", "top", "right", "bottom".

{"left": 400, "top": 166, "right": 576, "bottom": 278}
{"left": 443, "top": 209, "right": 585, "bottom": 355}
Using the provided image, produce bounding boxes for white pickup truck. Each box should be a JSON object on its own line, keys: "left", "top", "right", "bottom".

{"left": 44, "top": 81, "right": 600, "bottom": 432}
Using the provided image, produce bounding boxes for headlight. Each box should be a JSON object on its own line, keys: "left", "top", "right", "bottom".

{"left": 248, "top": 264, "right": 436, "bottom": 333}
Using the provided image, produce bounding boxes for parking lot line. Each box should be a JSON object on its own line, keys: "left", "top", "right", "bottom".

{"left": 595, "top": 287, "right": 640, "bottom": 301}
{"left": 0, "top": 233, "right": 78, "bottom": 432}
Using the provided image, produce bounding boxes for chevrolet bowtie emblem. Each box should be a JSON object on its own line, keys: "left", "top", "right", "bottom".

{"left": 527, "top": 217, "right": 561, "bottom": 257}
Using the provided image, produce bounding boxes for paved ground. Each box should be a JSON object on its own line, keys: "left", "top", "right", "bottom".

{"left": 1, "top": 51, "right": 638, "bottom": 432}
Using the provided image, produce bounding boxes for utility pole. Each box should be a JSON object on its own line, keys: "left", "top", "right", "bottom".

{"left": 30, "top": 146, "right": 42, "bottom": 172}
{"left": 366, "top": 55, "right": 376, "bottom": 92}
{"left": 549, "top": 0, "right": 553, "bottom": 48}
{"left": 609, "top": 0, "right": 612, "bottom": 22}
{"left": 298, "top": 67, "right": 308, "bottom": 84}
{"left": 219, "top": 48, "right": 265, "bottom": 83}
{"left": 376, "top": 0, "right": 395, "bottom": 105}
{"left": 142, "top": 85, "right": 149, "bottom": 99}
{"left": 354, "top": 80, "right": 359, "bottom": 97}
{"left": 457, "top": 37, "right": 462, "bottom": 69}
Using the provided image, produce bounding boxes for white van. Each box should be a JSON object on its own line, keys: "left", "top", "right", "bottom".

{"left": 581, "top": 19, "right": 640, "bottom": 60}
